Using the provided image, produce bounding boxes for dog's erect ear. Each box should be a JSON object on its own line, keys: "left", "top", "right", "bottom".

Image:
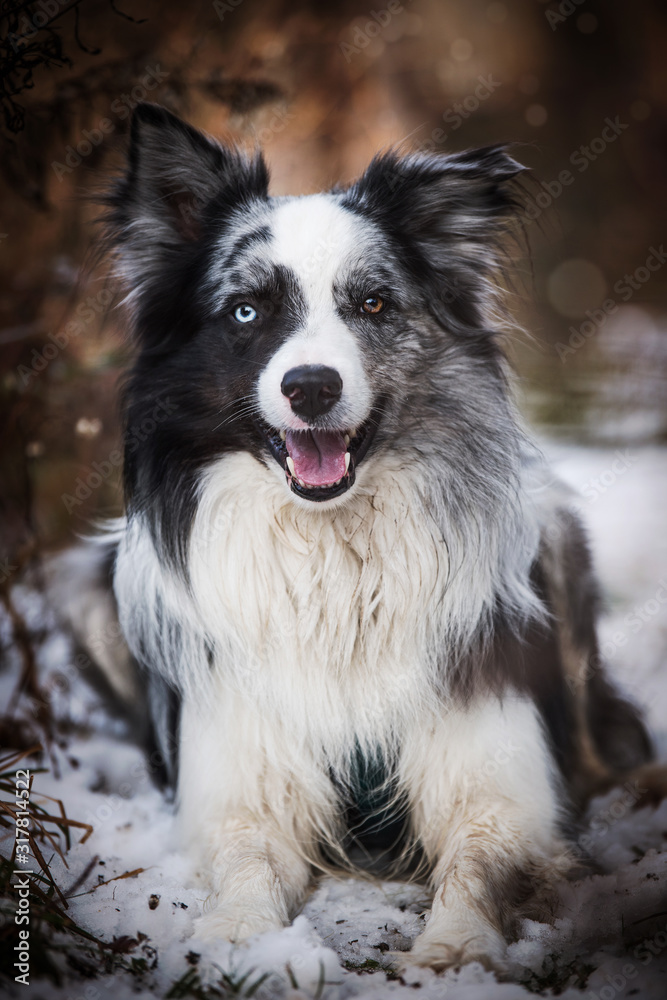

{"left": 344, "top": 145, "right": 525, "bottom": 244}
{"left": 342, "top": 146, "right": 527, "bottom": 331}
{"left": 104, "top": 103, "right": 269, "bottom": 287}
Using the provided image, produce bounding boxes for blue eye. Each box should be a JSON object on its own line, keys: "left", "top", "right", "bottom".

{"left": 233, "top": 304, "right": 257, "bottom": 324}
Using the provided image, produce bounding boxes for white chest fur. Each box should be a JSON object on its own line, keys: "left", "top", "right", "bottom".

{"left": 116, "top": 445, "right": 541, "bottom": 765}
{"left": 187, "top": 451, "right": 453, "bottom": 753}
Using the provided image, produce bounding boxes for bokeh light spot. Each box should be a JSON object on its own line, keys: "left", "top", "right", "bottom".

{"left": 76, "top": 417, "right": 103, "bottom": 438}
{"left": 525, "top": 103, "right": 547, "bottom": 127}
{"left": 451, "top": 38, "right": 473, "bottom": 61}
{"left": 547, "top": 259, "right": 607, "bottom": 318}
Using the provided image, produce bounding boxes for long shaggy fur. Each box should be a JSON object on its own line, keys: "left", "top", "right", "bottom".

{"left": 61, "top": 102, "right": 657, "bottom": 972}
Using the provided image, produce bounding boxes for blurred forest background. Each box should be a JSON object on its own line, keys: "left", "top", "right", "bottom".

{"left": 1, "top": 0, "right": 666, "bottom": 583}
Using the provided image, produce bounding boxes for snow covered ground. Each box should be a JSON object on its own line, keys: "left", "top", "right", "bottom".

{"left": 1, "top": 439, "right": 666, "bottom": 1000}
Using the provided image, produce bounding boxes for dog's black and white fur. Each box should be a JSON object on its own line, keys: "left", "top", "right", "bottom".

{"left": 66, "top": 102, "right": 658, "bottom": 972}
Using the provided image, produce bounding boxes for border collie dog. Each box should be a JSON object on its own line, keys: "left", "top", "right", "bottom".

{"left": 87, "top": 102, "right": 655, "bottom": 972}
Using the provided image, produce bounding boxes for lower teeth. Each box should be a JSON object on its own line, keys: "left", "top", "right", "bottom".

{"left": 293, "top": 478, "right": 344, "bottom": 490}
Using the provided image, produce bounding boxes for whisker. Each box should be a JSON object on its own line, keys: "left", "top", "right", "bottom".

{"left": 210, "top": 399, "right": 263, "bottom": 433}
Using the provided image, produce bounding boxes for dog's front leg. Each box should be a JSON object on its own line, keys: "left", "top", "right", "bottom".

{"left": 191, "top": 813, "right": 311, "bottom": 942}
{"left": 400, "top": 694, "right": 572, "bottom": 974}
{"left": 178, "top": 691, "right": 328, "bottom": 943}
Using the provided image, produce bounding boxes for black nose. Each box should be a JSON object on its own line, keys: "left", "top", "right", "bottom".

{"left": 281, "top": 365, "right": 343, "bottom": 421}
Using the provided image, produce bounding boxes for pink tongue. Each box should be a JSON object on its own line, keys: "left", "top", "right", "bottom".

{"left": 285, "top": 429, "right": 347, "bottom": 487}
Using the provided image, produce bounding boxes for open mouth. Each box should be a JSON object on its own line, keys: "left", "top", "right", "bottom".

{"left": 260, "top": 404, "right": 383, "bottom": 502}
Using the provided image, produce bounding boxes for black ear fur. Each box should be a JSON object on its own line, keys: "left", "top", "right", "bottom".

{"left": 344, "top": 144, "right": 526, "bottom": 237}
{"left": 342, "top": 145, "right": 528, "bottom": 334}
{"left": 104, "top": 102, "right": 269, "bottom": 283}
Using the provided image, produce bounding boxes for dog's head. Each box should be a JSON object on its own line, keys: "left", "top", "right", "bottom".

{"left": 106, "top": 103, "right": 526, "bottom": 515}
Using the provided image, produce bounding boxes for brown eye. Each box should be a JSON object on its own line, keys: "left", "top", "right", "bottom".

{"left": 361, "top": 296, "right": 384, "bottom": 315}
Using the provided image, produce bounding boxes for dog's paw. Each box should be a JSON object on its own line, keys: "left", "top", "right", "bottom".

{"left": 193, "top": 904, "right": 286, "bottom": 944}
{"left": 402, "top": 925, "right": 509, "bottom": 977}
